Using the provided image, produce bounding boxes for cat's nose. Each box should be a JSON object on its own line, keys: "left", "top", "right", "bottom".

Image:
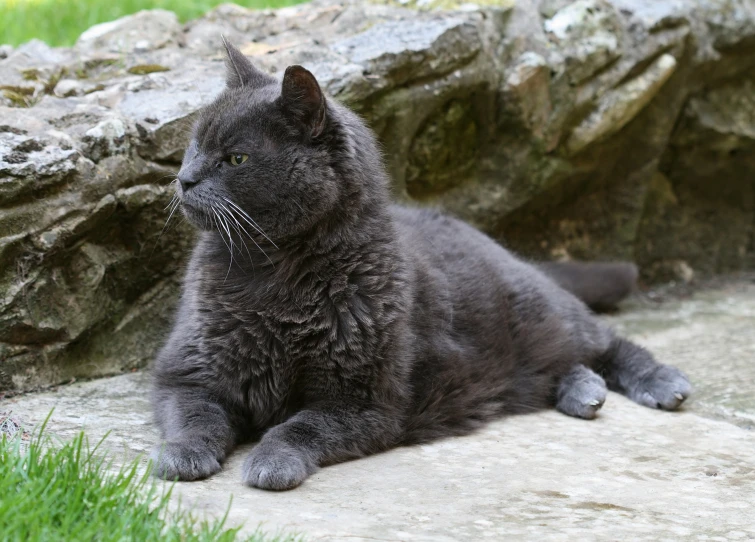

{"left": 177, "top": 167, "right": 200, "bottom": 191}
{"left": 178, "top": 176, "right": 198, "bottom": 191}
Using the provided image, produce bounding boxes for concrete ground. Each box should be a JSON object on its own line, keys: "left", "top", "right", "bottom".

{"left": 3, "top": 279, "right": 754, "bottom": 541}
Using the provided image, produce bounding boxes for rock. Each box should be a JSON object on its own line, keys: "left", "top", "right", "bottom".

{"left": 544, "top": 0, "right": 623, "bottom": 85}
{"left": 0, "top": 40, "right": 75, "bottom": 107}
{"left": 504, "top": 52, "right": 552, "bottom": 143}
{"left": 1, "top": 0, "right": 755, "bottom": 391}
{"left": 609, "top": 0, "right": 688, "bottom": 31}
{"left": 635, "top": 75, "right": 755, "bottom": 279}
{"left": 566, "top": 53, "right": 678, "bottom": 153}
{"left": 53, "top": 79, "right": 105, "bottom": 97}
{"left": 81, "top": 115, "right": 130, "bottom": 162}
{"left": 406, "top": 98, "right": 479, "bottom": 195}
{"left": 75, "top": 10, "right": 182, "bottom": 54}
{"left": 0, "top": 100, "right": 188, "bottom": 392}
{"left": 331, "top": 17, "right": 482, "bottom": 89}
{"left": 4, "top": 279, "right": 755, "bottom": 539}
{"left": 115, "top": 63, "right": 225, "bottom": 162}
{"left": 0, "top": 131, "right": 79, "bottom": 205}
{"left": 701, "top": 0, "right": 755, "bottom": 51}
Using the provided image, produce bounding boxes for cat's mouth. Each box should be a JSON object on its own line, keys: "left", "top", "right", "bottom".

{"left": 178, "top": 192, "right": 216, "bottom": 231}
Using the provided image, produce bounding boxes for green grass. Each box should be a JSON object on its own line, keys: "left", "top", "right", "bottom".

{"left": 0, "top": 417, "right": 292, "bottom": 542}
{"left": 0, "top": 0, "right": 304, "bottom": 47}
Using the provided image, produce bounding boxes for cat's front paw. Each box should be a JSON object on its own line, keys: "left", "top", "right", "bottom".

{"left": 242, "top": 441, "right": 315, "bottom": 491}
{"left": 633, "top": 365, "right": 692, "bottom": 410}
{"left": 151, "top": 441, "right": 222, "bottom": 481}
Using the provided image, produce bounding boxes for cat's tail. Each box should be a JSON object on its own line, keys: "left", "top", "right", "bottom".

{"left": 537, "top": 261, "right": 638, "bottom": 312}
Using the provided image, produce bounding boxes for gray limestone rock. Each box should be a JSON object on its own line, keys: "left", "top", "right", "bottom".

{"left": 75, "top": 9, "right": 183, "bottom": 54}
{"left": 1, "top": 0, "right": 755, "bottom": 390}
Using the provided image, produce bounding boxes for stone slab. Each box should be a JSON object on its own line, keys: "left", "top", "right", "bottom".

{"left": 607, "top": 280, "right": 755, "bottom": 429}
{"left": 4, "top": 0, "right": 755, "bottom": 393}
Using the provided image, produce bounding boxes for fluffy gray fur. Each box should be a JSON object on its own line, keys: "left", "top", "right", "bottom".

{"left": 151, "top": 43, "right": 691, "bottom": 490}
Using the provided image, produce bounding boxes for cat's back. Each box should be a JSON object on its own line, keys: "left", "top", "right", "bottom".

{"left": 389, "top": 204, "right": 523, "bottom": 283}
{"left": 389, "top": 203, "right": 605, "bottom": 354}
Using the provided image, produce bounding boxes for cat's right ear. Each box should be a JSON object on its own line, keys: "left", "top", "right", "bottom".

{"left": 278, "top": 65, "right": 327, "bottom": 139}
{"left": 222, "top": 36, "right": 270, "bottom": 89}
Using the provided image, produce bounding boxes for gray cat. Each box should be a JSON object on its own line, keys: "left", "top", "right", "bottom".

{"left": 150, "top": 42, "right": 691, "bottom": 491}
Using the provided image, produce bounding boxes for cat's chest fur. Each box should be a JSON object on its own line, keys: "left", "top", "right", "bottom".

{"left": 196, "top": 274, "right": 325, "bottom": 414}
{"left": 193, "top": 246, "right": 401, "bottom": 428}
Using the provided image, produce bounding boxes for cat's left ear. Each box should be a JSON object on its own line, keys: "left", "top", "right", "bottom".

{"left": 278, "top": 65, "right": 327, "bottom": 138}
{"left": 222, "top": 36, "right": 271, "bottom": 89}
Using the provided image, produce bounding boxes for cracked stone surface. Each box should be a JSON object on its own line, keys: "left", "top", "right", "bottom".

{"left": 2, "top": 279, "right": 754, "bottom": 540}
{"left": 3, "top": 0, "right": 755, "bottom": 392}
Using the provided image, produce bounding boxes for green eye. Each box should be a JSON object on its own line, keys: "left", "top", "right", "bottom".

{"left": 228, "top": 154, "right": 248, "bottom": 166}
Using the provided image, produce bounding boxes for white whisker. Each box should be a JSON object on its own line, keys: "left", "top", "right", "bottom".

{"left": 155, "top": 174, "right": 179, "bottom": 184}
{"left": 210, "top": 211, "right": 231, "bottom": 254}
{"left": 219, "top": 205, "right": 254, "bottom": 268}
{"left": 221, "top": 197, "right": 278, "bottom": 249}
{"left": 211, "top": 208, "right": 236, "bottom": 280}
{"left": 219, "top": 201, "right": 275, "bottom": 267}
{"left": 164, "top": 195, "right": 178, "bottom": 211}
{"left": 156, "top": 197, "right": 181, "bottom": 244}
{"left": 148, "top": 193, "right": 182, "bottom": 262}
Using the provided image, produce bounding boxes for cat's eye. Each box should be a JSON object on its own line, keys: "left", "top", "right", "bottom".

{"left": 228, "top": 154, "right": 248, "bottom": 166}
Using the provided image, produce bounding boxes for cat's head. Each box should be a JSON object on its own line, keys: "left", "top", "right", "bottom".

{"left": 176, "top": 40, "right": 350, "bottom": 242}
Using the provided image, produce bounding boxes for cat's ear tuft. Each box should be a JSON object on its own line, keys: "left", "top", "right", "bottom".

{"left": 279, "top": 65, "right": 327, "bottom": 138}
{"left": 222, "top": 36, "right": 269, "bottom": 89}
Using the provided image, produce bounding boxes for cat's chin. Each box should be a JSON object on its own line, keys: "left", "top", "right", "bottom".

{"left": 180, "top": 201, "right": 214, "bottom": 231}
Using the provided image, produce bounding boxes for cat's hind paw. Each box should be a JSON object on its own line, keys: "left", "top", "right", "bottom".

{"left": 556, "top": 364, "right": 608, "bottom": 420}
{"left": 630, "top": 365, "right": 691, "bottom": 411}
